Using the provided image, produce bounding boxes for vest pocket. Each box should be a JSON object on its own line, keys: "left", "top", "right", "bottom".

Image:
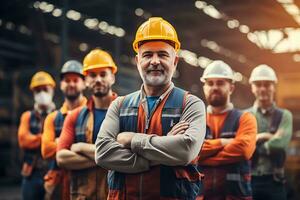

{"left": 161, "top": 166, "right": 202, "bottom": 199}
{"left": 226, "top": 173, "right": 252, "bottom": 197}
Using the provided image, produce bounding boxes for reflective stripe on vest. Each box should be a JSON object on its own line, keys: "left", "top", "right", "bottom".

{"left": 109, "top": 87, "right": 203, "bottom": 200}
{"left": 203, "top": 109, "right": 252, "bottom": 197}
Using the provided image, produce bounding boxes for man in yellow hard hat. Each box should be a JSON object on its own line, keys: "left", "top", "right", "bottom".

{"left": 18, "top": 71, "right": 56, "bottom": 200}
{"left": 41, "top": 60, "right": 87, "bottom": 200}
{"left": 56, "top": 49, "right": 117, "bottom": 199}
{"left": 95, "top": 17, "right": 206, "bottom": 199}
{"left": 248, "top": 65, "right": 293, "bottom": 200}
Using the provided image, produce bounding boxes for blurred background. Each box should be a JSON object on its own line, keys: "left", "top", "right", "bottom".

{"left": 0, "top": 0, "right": 300, "bottom": 199}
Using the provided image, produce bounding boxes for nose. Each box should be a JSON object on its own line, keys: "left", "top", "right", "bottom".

{"left": 95, "top": 74, "right": 103, "bottom": 82}
{"left": 211, "top": 83, "right": 219, "bottom": 90}
{"left": 150, "top": 53, "right": 160, "bottom": 65}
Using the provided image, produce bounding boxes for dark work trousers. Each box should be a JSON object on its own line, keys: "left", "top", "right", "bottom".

{"left": 252, "top": 175, "right": 286, "bottom": 200}
{"left": 21, "top": 170, "right": 45, "bottom": 200}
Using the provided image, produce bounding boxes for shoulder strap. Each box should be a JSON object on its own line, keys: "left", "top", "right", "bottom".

{"left": 161, "top": 87, "right": 187, "bottom": 135}
{"left": 220, "top": 109, "right": 243, "bottom": 138}
{"left": 119, "top": 91, "right": 141, "bottom": 132}
{"left": 29, "top": 110, "right": 40, "bottom": 135}
{"left": 54, "top": 110, "right": 65, "bottom": 138}
{"left": 75, "top": 106, "right": 89, "bottom": 142}
{"left": 270, "top": 108, "right": 284, "bottom": 133}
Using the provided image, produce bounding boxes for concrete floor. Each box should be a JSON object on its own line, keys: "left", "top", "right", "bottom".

{"left": 0, "top": 185, "right": 21, "bottom": 200}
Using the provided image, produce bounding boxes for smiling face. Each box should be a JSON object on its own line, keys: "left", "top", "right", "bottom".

{"left": 85, "top": 68, "right": 115, "bottom": 97}
{"left": 135, "top": 41, "right": 179, "bottom": 87}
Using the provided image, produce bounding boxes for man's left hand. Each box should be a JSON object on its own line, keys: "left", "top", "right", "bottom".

{"left": 221, "top": 138, "right": 233, "bottom": 146}
{"left": 117, "top": 132, "right": 135, "bottom": 148}
{"left": 71, "top": 142, "right": 84, "bottom": 153}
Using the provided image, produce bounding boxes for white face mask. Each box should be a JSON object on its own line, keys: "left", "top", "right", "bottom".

{"left": 34, "top": 91, "right": 53, "bottom": 105}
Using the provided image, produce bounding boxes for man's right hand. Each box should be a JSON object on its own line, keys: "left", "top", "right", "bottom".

{"left": 167, "top": 121, "right": 189, "bottom": 136}
{"left": 256, "top": 132, "right": 273, "bottom": 142}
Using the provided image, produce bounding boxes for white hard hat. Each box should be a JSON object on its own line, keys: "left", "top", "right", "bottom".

{"left": 200, "top": 60, "right": 235, "bottom": 82}
{"left": 249, "top": 64, "right": 277, "bottom": 83}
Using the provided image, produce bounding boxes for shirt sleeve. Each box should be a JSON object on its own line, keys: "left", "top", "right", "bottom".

{"left": 131, "top": 94, "right": 206, "bottom": 166}
{"left": 18, "top": 111, "right": 42, "bottom": 149}
{"left": 200, "top": 112, "right": 257, "bottom": 166}
{"left": 265, "top": 109, "right": 293, "bottom": 150}
{"left": 57, "top": 109, "right": 79, "bottom": 151}
{"left": 41, "top": 111, "right": 57, "bottom": 159}
{"left": 199, "top": 139, "right": 223, "bottom": 159}
{"left": 95, "top": 97, "right": 151, "bottom": 173}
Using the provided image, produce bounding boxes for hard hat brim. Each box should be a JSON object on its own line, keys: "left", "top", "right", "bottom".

{"left": 133, "top": 37, "right": 181, "bottom": 53}
{"left": 82, "top": 64, "right": 117, "bottom": 75}
{"left": 200, "top": 75, "right": 235, "bottom": 83}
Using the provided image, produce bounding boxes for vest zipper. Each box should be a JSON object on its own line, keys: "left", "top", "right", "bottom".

{"left": 141, "top": 98, "right": 161, "bottom": 200}
{"left": 145, "top": 99, "right": 161, "bottom": 132}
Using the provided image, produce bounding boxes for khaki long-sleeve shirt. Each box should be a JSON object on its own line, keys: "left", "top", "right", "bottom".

{"left": 95, "top": 84, "right": 206, "bottom": 173}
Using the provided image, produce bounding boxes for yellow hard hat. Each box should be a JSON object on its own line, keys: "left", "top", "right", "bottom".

{"left": 30, "top": 71, "right": 56, "bottom": 90}
{"left": 83, "top": 49, "right": 117, "bottom": 75}
{"left": 132, "top": 17, "right": 181, "bottom": 53}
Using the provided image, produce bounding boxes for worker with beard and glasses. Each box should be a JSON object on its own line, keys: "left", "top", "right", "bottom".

{"left": 41, "top": 60, "right": 86, "bottom": 200}
{"left": 56, "top": 49, "right": 117, "bottom": 200}
{"left": 198, "top": 60, "right": 257, "bottom": 200}
{"left": 95, "top": 17, "right": 206, "bottom": 200}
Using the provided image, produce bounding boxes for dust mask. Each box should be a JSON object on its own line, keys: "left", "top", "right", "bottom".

{"left": 34, "top": 91, "right": 53, "bottom": 105}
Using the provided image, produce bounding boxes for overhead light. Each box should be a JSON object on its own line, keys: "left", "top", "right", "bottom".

{"left": 198, "top": 56, "right": 212, "bottom": 68}
{"left": 277, "top": 0, "right": 300, "bottom": 26}
{"left": 107, "top": 26, "right": 116, "bottom": 35}
{"left": 283, "top": 4, "right": 299, "bottom": 15}
{"left": 195, "top": 1, "right": 207, "bottom": 10}
{"left": 32, "top": 1, "right": 126, "bottom": 38}
{"left": 239, "top": 25, "right": 250, "bottom": 33}
{"left": 66, "top": 10, "right": 81, "bottom": 21}
{"left": 293, "top": 54, "right": 300, "bottom": 62}
{"left": 234, "top": 72, "right": 243, "bottom": 82}
{"left": 84, "top": 18, "right": 99, "bottom": 30}
{"left": 19, "top": 25, "right": 31, "bottom": 35}
{"left": 98, "top": 21, "right": 108, "bottom": 30}
{"left": 202, "top": 5, "right": 222, "bottom": 19}
{"left": 5, "top": 22, "right": 15, "bottom": 30}
{"left": 79, "top": 43, "right": 88, "bottom": 52}
{"left": 33, "top": 1, "right": 40, "bottom": 9}
{"left": 115, "top": 28, "right": 125, "bottom": 37}
{"left": 52, "top": 8, "right": 62, "bottom": 17}
{"left": 44, "top": 4, "right": 54, "bottom": 13}
{"left": 247, "top": 28, "right": 300, "bottom": 53}
{"left": 39, "top": 2, "right": 48, "bottom": 12}
{"left": 135, "top": 8, "right": 144, "bottom": 16}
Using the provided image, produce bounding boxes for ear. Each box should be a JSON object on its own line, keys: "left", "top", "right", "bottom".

{"left": 60, "top": 81, "right": 63, "bottom": 91}
{"left": 135, "top": 55, "right": 139, "bottom": 67}
{"left": 111, "top": 73, "right": 116, "bottom": 85}
{"left": 229, "top": 83, "right": 235, "bottom": 94}
{"left": 251, "top": 84, "right": 255, "bottom": 94}
{"left": 174, "top": 54, "right": 179, "bottom": 68}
